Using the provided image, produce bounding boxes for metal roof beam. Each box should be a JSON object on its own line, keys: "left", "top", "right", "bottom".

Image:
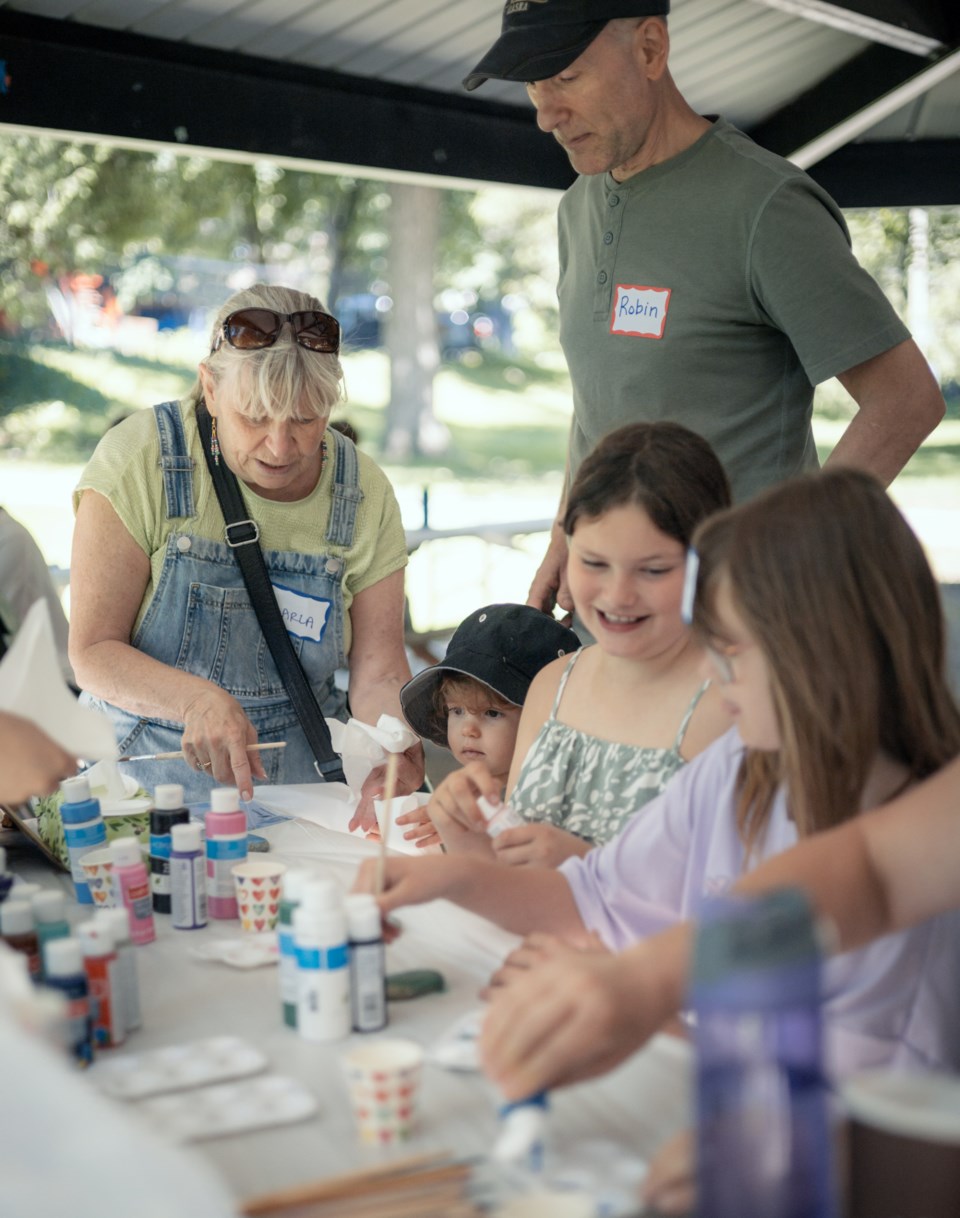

{"left": 0, "top": 10, "right": 573, "bottom": 192}
{"left": 749, "top": 0, "right": 951, "bottom": 56}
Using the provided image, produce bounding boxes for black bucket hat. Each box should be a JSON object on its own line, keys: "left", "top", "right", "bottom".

{"left": 400, "top": 603, "right": 581, "bottom": 748}
{"left": 463, "top": 0, "right": 670, "bottom": 92}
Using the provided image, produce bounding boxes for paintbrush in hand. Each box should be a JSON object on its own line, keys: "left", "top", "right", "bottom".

{"left": 374, "top": 751, "right": 400, "bottom": 896}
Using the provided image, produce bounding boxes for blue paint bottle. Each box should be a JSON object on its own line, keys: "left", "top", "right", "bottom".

{"left": 60, "top": 776, "right": 106, "bottom": 905}
{"left": 44, "top": 937, "right": 94, "bottom": 1066}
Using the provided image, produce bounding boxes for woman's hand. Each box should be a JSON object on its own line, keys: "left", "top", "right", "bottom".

{"left": 480, "top": 935, "right": 662, "bottom": 1100}
{"left": 349, "top": 742, "right": 425, "bottom": 834}
{"left": 0, "top": 712, "right": 78, "bottom": 803}
{"left": 180, "top": 687, "right": 266, "bottom": 801}
{"left": 491, "top": 822, "right": 592, "bottom": 868}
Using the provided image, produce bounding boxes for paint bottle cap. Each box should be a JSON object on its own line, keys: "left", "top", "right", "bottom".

{"left": 109, "top": 837, "right": 143, "bottom": 868}
{"left": 298, "top": 878, "right": 339, "bottom": 914}
{"left": 10, "top": 881, "right": 42, "bottom": 904}
{"left": 76, "top": 920, "right": 114, "bottom": 956}
{"left": 94, "top": 907, "right": 133, "bottom": 946}
{"left": 345, "top": 893, "right": 382, "bottom": 941}
{"left": 281, "top": 868, "right": 316, "bottom": 904}
{"left": 154, "top": 784, "right": 186, "bottom": 810}
{"left": 61, "top": 775, "right": 92, "bottom": 804}
{"left": 44, "top": 936, "right": 84, "bottom": 979}
{"left": 172, "top": 823, "right": 202, "bottom": 853}
{"left": 31, "top": 890, "right": 66, "bottom": 924}
{"left": 0, "top": 899, "right": 34, "bottom": 936}
{"left": 210, "top": 787, "right": 241, "bottom": 814}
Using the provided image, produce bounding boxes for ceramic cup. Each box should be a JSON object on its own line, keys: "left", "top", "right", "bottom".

{"left": 842, "top": 1069, "right": 960, "bottom": 1218}
{"left": 230, "top": 860, "right": 287, "bottom": 933}
{"left": 342, "top": 1038, "right": 424, "bottom": 1145}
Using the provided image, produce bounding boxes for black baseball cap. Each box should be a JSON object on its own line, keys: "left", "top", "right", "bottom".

{"left": 400, "top": 603, "right": 581, "bottom": 748}
{"left": 463, "top": 0, "right": 670, "bottom": 92}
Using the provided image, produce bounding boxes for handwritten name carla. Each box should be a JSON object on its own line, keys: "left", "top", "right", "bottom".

{"left": 281, "top": 606, "right": 315, "bottom": 630}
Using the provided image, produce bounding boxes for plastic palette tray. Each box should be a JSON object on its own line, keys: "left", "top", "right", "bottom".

{"left": 137, "top": 1074, "right": 318, "bottom": 1142}
{"left": 91, "top": 1035, "right": 267, "bottom": 1100}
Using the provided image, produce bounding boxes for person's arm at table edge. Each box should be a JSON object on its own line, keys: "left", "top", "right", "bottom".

{"left": 828, "top": 338, "right": 944, "bottom": 486}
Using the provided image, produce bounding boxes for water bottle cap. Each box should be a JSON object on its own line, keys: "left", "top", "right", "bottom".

{"left": 172, "top": 823, "right": 202, "bottom": 852}
{"left": 61, "top": 775, "right": 91, "bottom": 803}
{"left": 44, "top": 936, "right": 84, "bottom": 978}
{"left": 153, "top": 784, "right": 186, "bottom": 810}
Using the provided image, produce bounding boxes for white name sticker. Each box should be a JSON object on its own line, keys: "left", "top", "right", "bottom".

{"left": 610, "top": 283, "right": 672, "bottom": 339}
{"left": 272, "top": 582, "right": 331, "bottom": 644}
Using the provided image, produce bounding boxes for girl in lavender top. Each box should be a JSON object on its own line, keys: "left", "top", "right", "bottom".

{"left": 357, "top": 468, "right": 960, "bottom": 1077}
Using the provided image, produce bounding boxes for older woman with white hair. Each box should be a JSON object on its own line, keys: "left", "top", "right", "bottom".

{"left": 69, "top": 284, "right": 423, "bottom": 826}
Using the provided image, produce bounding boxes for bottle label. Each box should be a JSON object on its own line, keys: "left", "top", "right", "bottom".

{"left": 171, "top": 854, "right": 207, "bottom": 929}
{"left": 150, "top": 833, "right": 172, "bottom": 859}
{"left": 295, "top": 944, "right": 349, "bottom": 970}
{"left": 206, "top": 837, "right": 247, "bottom": 900}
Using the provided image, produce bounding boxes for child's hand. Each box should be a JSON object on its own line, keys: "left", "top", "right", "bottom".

{"left": 491, "top": 822, "right": 592, "bottom": 868}
{"left": 643, "top": 1129, "right": 696, "bottom": 1215}
{"left": 352, "top": 854, "right": 457, "bottom": 916}
{"left": 427, "top": 762, "right": 501, "bottom": 834}
{"left": 482, "top": 930, "right": 609, "bottom": 997}
{"left": 395, "top": 803, "right": 442, "bottom": 850}
{"left": 348, "top": 743, "right": 425, "bottom": 834}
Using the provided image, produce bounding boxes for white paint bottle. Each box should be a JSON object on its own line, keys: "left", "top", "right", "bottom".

{"left": 294, "top": 898, "right": 350, "bottom": 1043}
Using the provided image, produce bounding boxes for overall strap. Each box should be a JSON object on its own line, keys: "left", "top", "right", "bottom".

{"left": 195, "top": 401, "right": 347, "bottom": 785}
{"left": 152, "top": 401, "right": 196, "bottom": 519}
{"left": 325, "top": 430, "right": 363, "bottom": 547}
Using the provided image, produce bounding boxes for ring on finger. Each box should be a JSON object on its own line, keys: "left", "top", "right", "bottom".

{"left": 199, "top": 760, "right": 212, "bottom": 770}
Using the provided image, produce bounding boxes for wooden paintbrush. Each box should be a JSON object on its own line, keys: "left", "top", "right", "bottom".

{"left": 374, "top": 751, "right": 400, "bottom": 896}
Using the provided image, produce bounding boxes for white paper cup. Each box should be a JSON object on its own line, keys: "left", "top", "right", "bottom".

{"left": 342, "top": 1039, "right": 424, "bottom": 1145}
{"left": 842, "top": 1070, "right": 960, "bottom": 1218}
{"left": 230, "top": 860, "right": 287, "bottom": 933}
{"left": 79, "top": 847, "right": 117, "bottom": 908}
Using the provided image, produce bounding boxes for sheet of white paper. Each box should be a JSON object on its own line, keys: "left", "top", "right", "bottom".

{"left": 83, "top": 758, "right": 132, "bottom": 801}
{"left": 0, "top": 599, "right": 116, "bottom": 761}
{"left": 325, "top": 714, "right": 418, "bottom": 793}
{"left": 373, "top": 792, "right": 440, "bottom": 855}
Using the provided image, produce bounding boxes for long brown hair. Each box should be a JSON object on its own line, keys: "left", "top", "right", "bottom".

{"left": 692, "top": 468, "right": 960, "bottom": 855}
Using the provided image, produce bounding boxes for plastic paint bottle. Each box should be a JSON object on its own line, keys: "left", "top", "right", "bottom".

{"left": 277, "top": 868, "right": 313, "bottom": 1028}
{"left": 477, "top": 794, "right": 525, "bottom": 838}
{"left": 494, "top": 1092, "right": 550, "bottom": 1173}
{"left": 0, "top": 846, "right": 14, "bottom": 904}
{"left": 43, "top": 937, "right": 94, "bottom": 1066}
{"left": 32, "top": 890, "right": 71, "bottom": 979}
{"left": 170, "top": 823, "right": 207, "bottom": 931}
{"left": 108, "top": 837, "right": 156, "bottom": 945}
{"left": 205, "top": 788, "right": 248, "bottom": 920}
{"left": 94, "top": 907, "right": 142, "bottom": 1033}
{"left": 60, "top": 776, "right": 107, "bottom": 904}
{"left": 76, "top": 919, "right": 124, "bottom": 1048}
{"left": 691, "top": 889, "right": 838, "bottom": 1218}
{"left": 345, "top": 892, "right": 387, "bottom": 1034}
{"left": 0, "top": 898, "right": 42, "bottom": 981}
{"left": 294, "top": 895, "right": 351, "bottom": 1043}
{"left": 149, "top": 783, "right": 191, "bottom": 914}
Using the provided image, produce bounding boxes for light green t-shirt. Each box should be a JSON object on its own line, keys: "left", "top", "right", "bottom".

{"left": 74, "top": 402, "right": 407, "bottom": 651}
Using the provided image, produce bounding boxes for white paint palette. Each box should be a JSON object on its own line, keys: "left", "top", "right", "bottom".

{"left": 91, "top": 1035, "right": 267, "bottom": 1100}
{"left": 137, "top": 1074, "right": 318, "bottom": 1142}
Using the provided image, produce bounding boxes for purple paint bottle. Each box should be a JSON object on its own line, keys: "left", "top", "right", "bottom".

{"left": 171, "top": 823, "right": 207, "bottom": 930}
{"left": 205, "top": 789, "right": 247, "bottom": 920}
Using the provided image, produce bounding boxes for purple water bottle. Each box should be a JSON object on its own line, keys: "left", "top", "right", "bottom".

{"left": 690, "top": 888, "right": 838, "bottom": 1218}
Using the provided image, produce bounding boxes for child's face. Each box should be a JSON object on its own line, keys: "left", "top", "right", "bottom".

{"left": 567, "top": 504, "right": 688, "bottom": 660}
{"left": 700, "top": 577, "right": 780, "bottom": 750}
{"left": 445, "top": 691, "right": 522, "bottom": 784}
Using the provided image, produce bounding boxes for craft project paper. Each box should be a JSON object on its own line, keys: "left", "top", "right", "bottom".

{"left": 0, "top": 599, "right": 116, "bottom": 761}
{"left": 326, "top": 714, "right": 418, "bottom": 793}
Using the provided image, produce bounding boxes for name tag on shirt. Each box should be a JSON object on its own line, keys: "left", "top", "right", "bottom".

{"left": 610, "top": 283, "right": 671, "bottom": 339}
{"left": 272, "top": 582, "right": 331, "bottom": 644}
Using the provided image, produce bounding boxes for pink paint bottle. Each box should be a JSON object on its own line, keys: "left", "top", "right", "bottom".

{"left": 205, "top": 788, "right": 248, "bottom": 920}
{"left": 108, "top": 837, "right": 156, "bottom": 945}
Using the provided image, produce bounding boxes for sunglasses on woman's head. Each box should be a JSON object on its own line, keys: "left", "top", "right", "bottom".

{"left": 213, "top": 308, "right": 341, "bottom": 354}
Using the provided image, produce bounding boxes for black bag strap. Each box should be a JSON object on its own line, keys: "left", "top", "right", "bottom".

{"left": 196, "top": 401, "right": 347, "bottom": 784}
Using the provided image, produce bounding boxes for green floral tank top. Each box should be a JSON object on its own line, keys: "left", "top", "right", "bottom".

{"left": 510, "top": 649, "right": 709, "bottom": 845}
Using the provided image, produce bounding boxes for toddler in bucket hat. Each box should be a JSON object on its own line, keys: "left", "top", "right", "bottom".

{"left": 400, "top": 604, "right": 580, "bottom": 787}
{"left": 463, "top": 0, "right": 670, "bottom": 92}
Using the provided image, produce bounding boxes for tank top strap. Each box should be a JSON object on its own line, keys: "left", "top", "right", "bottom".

{"left": 549, "top": 648, "right": 584, "bottom": 720}
{"left": 325, "top": 429, "right": 363, "bottom": 548}
{"left": 672, "top": 678, "right": 711, "bottom": 751}
{"left": 152, "top": 401, "right": 196, "bottom": 520}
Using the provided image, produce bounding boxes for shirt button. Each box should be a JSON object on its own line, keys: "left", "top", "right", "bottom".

{"left": 176, "top": 536, "right": 191, "bottom": 552}
{"left": 608, "top": 194, "right": 620, "bottom": 207}
{"left": 325, "top": 558, "right": 341, "bottom": 575}
{"left": 597, "top": 271, "right": 608, "bottom": 285}
{"left": 603, "top": 231, "right": 614, "bottom": 245}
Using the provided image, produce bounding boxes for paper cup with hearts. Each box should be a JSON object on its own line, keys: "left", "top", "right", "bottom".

{"left": 231, "top": 859, "right": 287, "bottom": 933}
{"left": 342, "top": 1039, "right": 424, "bottom": 1145}
{"left": 79, "top": 846, "right": 117, "bottom": 908}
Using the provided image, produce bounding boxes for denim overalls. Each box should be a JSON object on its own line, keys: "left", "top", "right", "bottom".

{"left": 84, "top": 400, "right": 362, "bottom": 801}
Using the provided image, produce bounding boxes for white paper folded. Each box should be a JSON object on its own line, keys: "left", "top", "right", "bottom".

{"left": 0, "top": 599, "right": 116, "bottom": 761}
{"left": 326, "top": 713, "right": 418, "bottom": 793}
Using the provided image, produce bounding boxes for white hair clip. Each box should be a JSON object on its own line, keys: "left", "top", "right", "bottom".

{"left": 681, "top": 548, "right": 700, "bottom": 626}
